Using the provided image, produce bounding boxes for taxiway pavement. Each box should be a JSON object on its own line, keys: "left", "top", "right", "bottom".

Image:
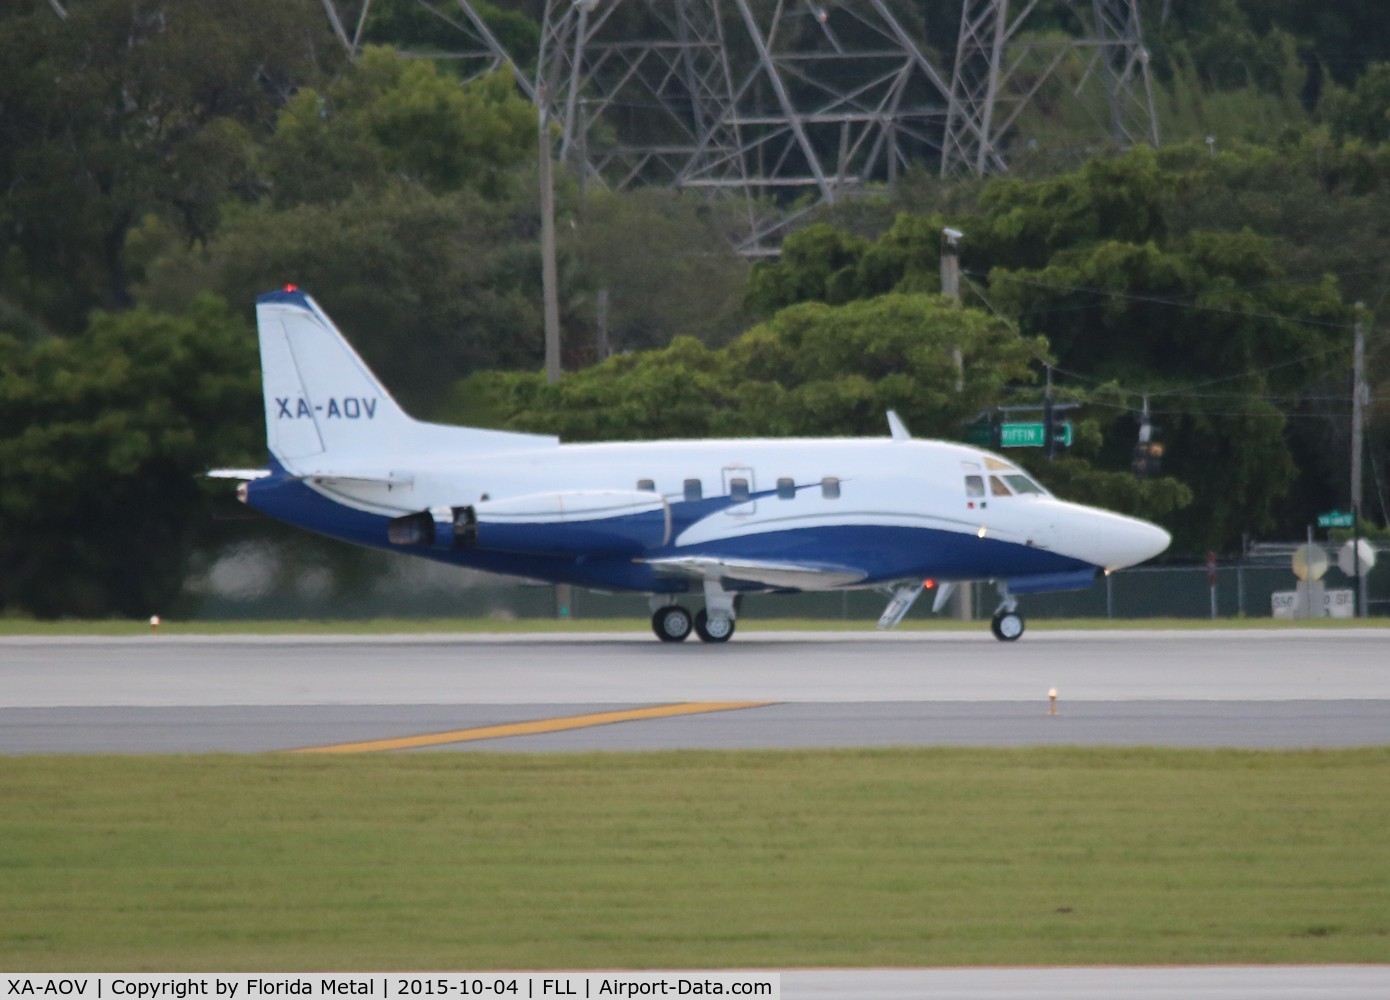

{"left": 2, "top": 629, "right": 1386, "bottom": 753}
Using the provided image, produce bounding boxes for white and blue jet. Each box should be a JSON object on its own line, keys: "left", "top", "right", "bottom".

{"left": 212, "top": 288, "right": 1171, "bottom": 642}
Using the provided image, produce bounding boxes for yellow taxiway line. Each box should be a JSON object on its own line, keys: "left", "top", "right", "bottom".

{"left": 293, "top": 701, "right": 773, "bottom": 754}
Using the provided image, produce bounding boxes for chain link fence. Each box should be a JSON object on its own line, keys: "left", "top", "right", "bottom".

{"left": 184, "top": 539, "right": 1390, "bottom": 622}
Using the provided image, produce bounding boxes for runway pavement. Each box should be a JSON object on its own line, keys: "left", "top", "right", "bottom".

{"left": 1, "top": 629, "right": 1387, "bottom": 753}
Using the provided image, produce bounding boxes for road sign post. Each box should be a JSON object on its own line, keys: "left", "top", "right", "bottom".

{"left": 1207, "top": 550, "right": 1217, "bottom": 619}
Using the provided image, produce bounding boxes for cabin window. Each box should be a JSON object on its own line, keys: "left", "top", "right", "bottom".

{"left": 776, "top": 477, "right": 796, "bottom": 500}
{"left": 989, "top": 475, "right": 1013, "bottom": 497}
{"left": 637, "top": 479, "right": 655, "bottom": 492}
{"left": 965, "top": 475, "right": 985, "bottom": 498}
{"left": 822, "top": 476, "right": 841, "bottom": 499}
{"left": 730, "top": 477, "right": 750, "bottom": 502}
{"left": 1005, "top": 474, "right": 1045, "bottom": 495}
{"left": 684, "top": 478, "right": 702, "bottom": 502}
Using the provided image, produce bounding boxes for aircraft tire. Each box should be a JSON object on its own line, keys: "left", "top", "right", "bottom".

{"left": 694, "top": 609, "right": 735, "bottom": 644}
{"left": 652, "top": 605, "right": 693, "bottom": 642}
{"left": 990, "top": 609, "right": 1025, "bottom": 642}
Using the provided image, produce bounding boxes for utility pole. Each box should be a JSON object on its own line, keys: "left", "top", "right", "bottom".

{"left": 941, "top": 227, "right": 971, "bottom": 621}
{"left": 1352, "top": 306, "right": 1366, "bottom": 522}
{"left": 539, "top": 76, "right": 566, "bottom": 619}
{"left": 1352, "top": 305, "right": 1368, "bottom": 616}
{"left": 941, "top": 227, "right": 964, "bottom": 391}
{"left": 539, "top": 89, "right": 562, "bottom": 385}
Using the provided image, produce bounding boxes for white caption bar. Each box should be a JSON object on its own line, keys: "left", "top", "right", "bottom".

{"left": 3, "top": 974, "right": 778, "bottom": 1000}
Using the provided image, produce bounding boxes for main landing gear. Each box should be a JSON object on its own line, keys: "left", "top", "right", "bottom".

{"left": 650, "top": 604, "right": 736, "bottom": 643}
{"left": 650, "top": 583, "right": 738, "bottom": 644}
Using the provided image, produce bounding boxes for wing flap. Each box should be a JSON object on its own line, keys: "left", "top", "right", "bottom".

{"left": 647, "top": 555, "right": 865, "bottom": 590}
{"left": 302, "top": 472, "right": 415, "bottom": 488}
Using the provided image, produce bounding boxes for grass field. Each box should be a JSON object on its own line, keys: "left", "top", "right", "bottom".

{"left": 3, "top": 748, "right": 1388, "bottom": 970}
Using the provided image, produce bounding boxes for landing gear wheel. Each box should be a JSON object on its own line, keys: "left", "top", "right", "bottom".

{"left": 652, "top": 605, "right": 693, "bottom": 642}
{"left": 694, "top": 609, "right": 735, "bottom": 644}
{"left": 991, "top": 609, "right": 1025, "bottom": 642}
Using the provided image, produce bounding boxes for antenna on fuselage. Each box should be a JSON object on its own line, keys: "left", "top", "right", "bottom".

{"left": 886, "top": 410, "right": 912, "bottom": 441}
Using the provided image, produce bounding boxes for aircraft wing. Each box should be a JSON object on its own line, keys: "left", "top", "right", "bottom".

{"left": 646, "top": 555, "right": 866, "bottom": 590}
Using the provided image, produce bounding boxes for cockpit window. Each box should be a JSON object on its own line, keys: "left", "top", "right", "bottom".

{"left": 1005, "top": 474, "right": 1046, "bottom": 495}
{"left": 989, "top": 475, "right": 1012, "bottom": 497}
{"left": 965, "top": 475, "right": 985, "bottom": 498}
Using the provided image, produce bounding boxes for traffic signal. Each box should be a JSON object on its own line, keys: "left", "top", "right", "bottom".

{"left": 1131, "top": 440, "right": 1164, "bottom": 477}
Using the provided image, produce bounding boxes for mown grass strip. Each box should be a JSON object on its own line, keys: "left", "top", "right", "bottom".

{"left": 2, "top": 748, "right": 1387, "bottom": 971}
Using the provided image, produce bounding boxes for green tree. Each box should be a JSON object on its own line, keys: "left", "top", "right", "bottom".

{"left": 136, "top": 185, "right": 552, "bottom": 413}
{"left": 1322, "top": 63, "right": 1390, "bottom": 144}
{"left": 0, "top": 0, "right": 336, "bottom": 330}
{"left": 745, "top": 224, "right": 872, "bottom": 317}
{"left": 570, "top": 188, "right": 750, "bottom": 354}
{"left": 441, "top": 293, "right": 1043, "bottom": 442}
{"left": 0, "top": 297, "right": 260, "bottom": 618}
{"left": 262, "top": 50, "right": 535, "bottom": 206}
{"left": 987, "top": 227, "right": 1352, "bottom": 550}
{"left": 362, "top": 0, "right": 540, "bottom": 77}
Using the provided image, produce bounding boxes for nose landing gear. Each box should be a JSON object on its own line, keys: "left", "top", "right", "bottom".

{"left": 990, "top": 582, "right": 1025, "bottom": 641}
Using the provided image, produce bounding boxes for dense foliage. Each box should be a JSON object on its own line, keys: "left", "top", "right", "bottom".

{"left": 1, "top": 0, "right": 1388, "bottom": 615}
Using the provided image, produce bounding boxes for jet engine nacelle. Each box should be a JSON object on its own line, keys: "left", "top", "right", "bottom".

{"left": 388, "top": 490, "right": 671, "bottom": 556}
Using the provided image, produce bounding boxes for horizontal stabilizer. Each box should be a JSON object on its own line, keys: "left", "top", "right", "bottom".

{"left": 648, "top": 555, "right": 865, "bottom": 591}
{"left": 206, "top": 468, "right": 271, "bottom": 480}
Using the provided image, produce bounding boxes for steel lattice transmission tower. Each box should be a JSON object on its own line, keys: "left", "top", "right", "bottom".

{"left": 317, "top": 1, "right": 960, "bottom": 254}
{"left": 313, "top": 0, "right": 1159, "bottom": 249}
{"left": 941, "top": 0, "right": 1159, "bottom": 178}
{"left": 529, "top": 0, "right": 957, "bottom": 255}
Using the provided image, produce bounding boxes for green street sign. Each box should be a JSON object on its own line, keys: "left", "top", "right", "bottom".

{"left": 999, "top": 422, "right": 1072, "bottom": 448}
{"left": 963, "top": 424, "right": 993, "bottom": 446}
{"left": 1317, "top": 510, "right": 1355, "bottom": 529}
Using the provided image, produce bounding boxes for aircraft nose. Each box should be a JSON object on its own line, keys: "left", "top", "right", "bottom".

{"left": 1050, "top": 503, "right": 1171, "bottom": 571}
{"left": 1107, "top": 516, "right": 1171, "bottom": 571}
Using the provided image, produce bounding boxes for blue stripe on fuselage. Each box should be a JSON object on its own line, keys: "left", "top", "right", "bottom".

{"left": 244, "top": 470, "right": 1093, "bottom": 593}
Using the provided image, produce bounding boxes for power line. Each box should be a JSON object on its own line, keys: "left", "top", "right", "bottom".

{"left": 976, "top": 269, "right": 1356, "bottom": 332}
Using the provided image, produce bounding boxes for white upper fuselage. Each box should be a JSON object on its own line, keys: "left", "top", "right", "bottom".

{"left": 237, "top": 288, "right": 1171, "bottom": 603}
{"left": 285, "top": 435, "right": 1170, "bottom": 587}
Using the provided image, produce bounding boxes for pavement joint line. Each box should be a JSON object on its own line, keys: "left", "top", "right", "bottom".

{"left": 290, "top": 700, "right": 776, "bottom": 754}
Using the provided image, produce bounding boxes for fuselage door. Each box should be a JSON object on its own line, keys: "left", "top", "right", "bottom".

{"left": 722, "top": 466, "right": 756, "bottom": 516}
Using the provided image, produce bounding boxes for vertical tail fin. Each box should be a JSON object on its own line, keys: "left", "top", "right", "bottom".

{"left": 255, "top": 288, "right": 557, "bottom": 472}
{"left": 257, "top": 289, "right": 412, "bottom": 467}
